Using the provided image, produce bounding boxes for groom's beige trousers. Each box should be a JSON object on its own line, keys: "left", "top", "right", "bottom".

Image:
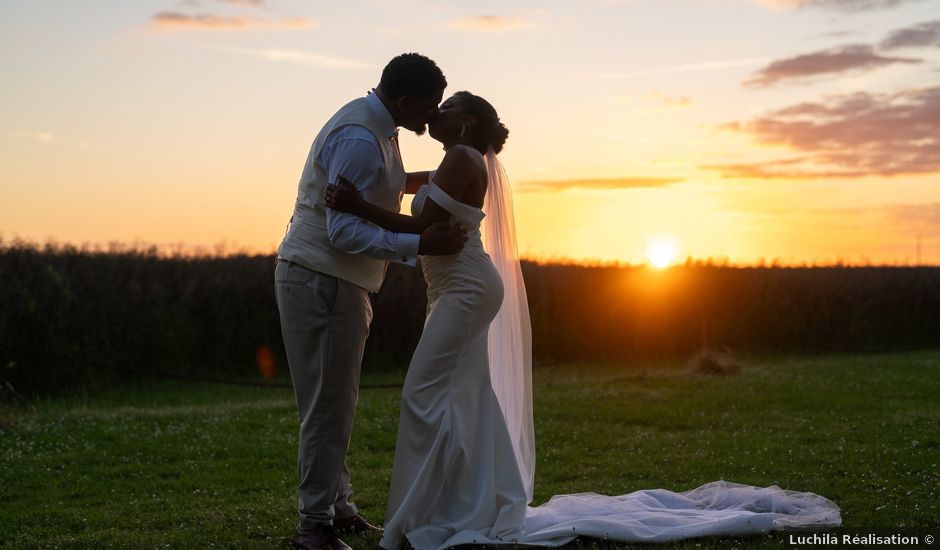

{"left": 274, "top": 258, "right": 373, "bottom": 530}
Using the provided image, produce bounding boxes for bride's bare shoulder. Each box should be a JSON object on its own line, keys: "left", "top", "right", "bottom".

{"left": 443, "top": 144, "right": 483, "bottom": 163}
{"left": 441, "top": 145, "right": 485, "bottom": 174}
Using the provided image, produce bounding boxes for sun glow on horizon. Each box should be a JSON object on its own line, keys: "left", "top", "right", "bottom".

{"left": 645, "top": 236, "right": 681, "bottom": 268}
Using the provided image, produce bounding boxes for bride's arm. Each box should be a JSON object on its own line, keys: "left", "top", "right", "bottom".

{"left": 326, "top": 147, "right": 476, "bottom": 234}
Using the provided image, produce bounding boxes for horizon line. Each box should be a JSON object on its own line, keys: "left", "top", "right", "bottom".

{"left": 0, "top": 237, "right": 936, "bottom": 269}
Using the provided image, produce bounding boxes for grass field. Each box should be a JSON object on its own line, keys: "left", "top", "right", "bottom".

{"left": 1, "top": 350, "right": 938, "bottom": 548}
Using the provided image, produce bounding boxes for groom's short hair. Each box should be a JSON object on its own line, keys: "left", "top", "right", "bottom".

{"left": 379, "top": 53, "right": 447, "bottom": 99}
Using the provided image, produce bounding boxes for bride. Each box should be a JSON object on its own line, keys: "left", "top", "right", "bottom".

{"left": 324, "top": 91, "right": 842, "bottom": 550}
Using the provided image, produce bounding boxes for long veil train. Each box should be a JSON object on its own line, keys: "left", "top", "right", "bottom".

{"left": 481, "top": 146, "right": 536, "bottom": 503}
{"left": 475, "top": 147, "right": 842, "bottom": 547}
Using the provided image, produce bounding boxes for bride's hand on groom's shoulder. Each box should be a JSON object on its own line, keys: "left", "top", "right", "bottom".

{"left": 324, "top": 176, "right": 362, "bottom": 213}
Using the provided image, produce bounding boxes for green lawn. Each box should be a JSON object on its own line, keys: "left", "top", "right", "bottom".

{"left": 1, "top": 350, "right": 938, "bottom": 548}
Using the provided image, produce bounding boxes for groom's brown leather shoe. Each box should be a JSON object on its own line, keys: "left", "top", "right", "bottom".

{"left": 290, "top": 526, "right": 351, "bottom": 550}
{"left": 334, "top": 513, "right": 382, "bottom": 534}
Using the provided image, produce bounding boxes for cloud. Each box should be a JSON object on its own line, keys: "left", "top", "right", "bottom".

{"left": 880, "top": 20, "right": 940, "bottom": 49}
{"left": 650, "top": 92, "right": 691, "bottom": 109}
{"left": 610, "top": 93, "right": 692, "bottom": 113}
{"left": 12, "top": 130, "right": 55, "bottom": 143}
{"left": 884, "top": 202, "right": 940, "bottom": 230}
{"left": 152, "top": 12, "right": 314, "bottom": 31}
{"left": 709, "top": 86, "right": 940, "bottom": 178}
{"left": 592, "top": 58, "right": 767, "bottom": 79}
{"left": 201, "top": 44, "right": 373, "bottom": 69}
{"left": 10, "top": 131, "right": 95, "bottom": 149}
{"left": 180, "top": 0, "right": 266, "bottom": 7}
{"left": 219, "top": 0, "right": 265, "bottom": 6}
{"left": 449, "top": 15, "right": 532, "bottom": 32}
{"left": 817, "top": 30, "right": 860, "bottom": 38}
{"left": 744, "top": 44, "right": 920, "bottom": 87}
{"left": 701, "top": 159, "right": 870, "bottom": 179}
{"left": 519, "top": 177, "right": 685, "bottom": 191}
{"left": 754, "top": 0, "right": 924, "bottom": 12}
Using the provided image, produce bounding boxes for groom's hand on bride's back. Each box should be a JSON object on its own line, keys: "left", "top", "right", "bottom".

{"left": 419, "top": 222, "right": 467, "bottom": 255}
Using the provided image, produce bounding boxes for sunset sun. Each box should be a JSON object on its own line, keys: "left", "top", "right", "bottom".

{"left": 645, "top": 236, "right": 681, "bottom": 268}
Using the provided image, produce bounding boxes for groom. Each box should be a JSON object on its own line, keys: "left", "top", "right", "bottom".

{"left": 275, "top": 53, "right": 463, "bottom": 550}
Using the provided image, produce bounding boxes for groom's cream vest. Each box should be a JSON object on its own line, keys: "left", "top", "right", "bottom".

{"left": 277, "top": 97, "right": 406, "bottom": 293}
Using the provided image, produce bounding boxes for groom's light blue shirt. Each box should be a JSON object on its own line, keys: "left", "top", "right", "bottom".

{"left": 320, "top": 92, "right": 419, "bottom": 266}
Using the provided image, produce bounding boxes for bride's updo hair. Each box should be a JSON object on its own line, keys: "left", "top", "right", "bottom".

{"left": 454, "top": 91, "right": 509, "bottom": 154}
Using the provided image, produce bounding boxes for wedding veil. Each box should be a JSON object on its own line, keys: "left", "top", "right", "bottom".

{"left": 481, "top": 147, "right": 536, "bottom": 502}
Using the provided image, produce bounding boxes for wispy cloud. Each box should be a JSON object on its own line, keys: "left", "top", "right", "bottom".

{"left": 610, "top": 91, "right": 692, "bottom": 114}
{"left": 650, "top": 92, "right": 691, "bottom": 109}
{"left": 754, "top": 0, "right": 924, "bottom": 12}
{"left": 592, "top": 58, "right": 767, "bottom": 80}
{"left": 609, "top": 92, "right": 692, "bottom": 112}
{"left": 180, "top": 0, "right": 267, "bottom": 7}
{"left": 219, "top": 0, "right": 266, "bottom": 6}
{"left": 200, "top": 44, "right": 373, "bottom": 68}
{"left": 880, "top": 20, "right": 940, "bottom": 49}
{"left": 744, "top": 44, "right": 920, "bottom": 87}
{"left": 449, "top": 15, "right": 533, "bottom": 32}
{"left": 12, "top": 130, "right": 55, "bottom": 143}
{"left": 701, "top": 158, "right": 871, "bottom": 179}
{"left": 709, "top": 86, "right": 940, "bottom": 178}
{"left": 817, "top": 30, "right": 860, "bottom": 38}
{"left": 519, "top": 177, "right": 685, "bottom": 191}
{"left": 152, "top": 12, "right": 314, "bottom": 31}
{"left": 884, "top": 202, "right": 940, "bottom": 231}
{"left": 11, "top": 131, "right": 95, "bottom": 150}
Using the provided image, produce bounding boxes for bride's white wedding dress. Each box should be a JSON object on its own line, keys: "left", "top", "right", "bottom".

{"left": 379, "top": 152, "right": 842, "bottom": 550}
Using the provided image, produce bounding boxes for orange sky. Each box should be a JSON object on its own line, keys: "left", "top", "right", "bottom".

{"left": 2, "top": 0, "right": 939, "bottom": 266}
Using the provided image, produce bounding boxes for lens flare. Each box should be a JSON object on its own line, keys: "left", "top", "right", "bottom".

{"left": 256, "top": 345, "right": 277, "bottom": 380}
